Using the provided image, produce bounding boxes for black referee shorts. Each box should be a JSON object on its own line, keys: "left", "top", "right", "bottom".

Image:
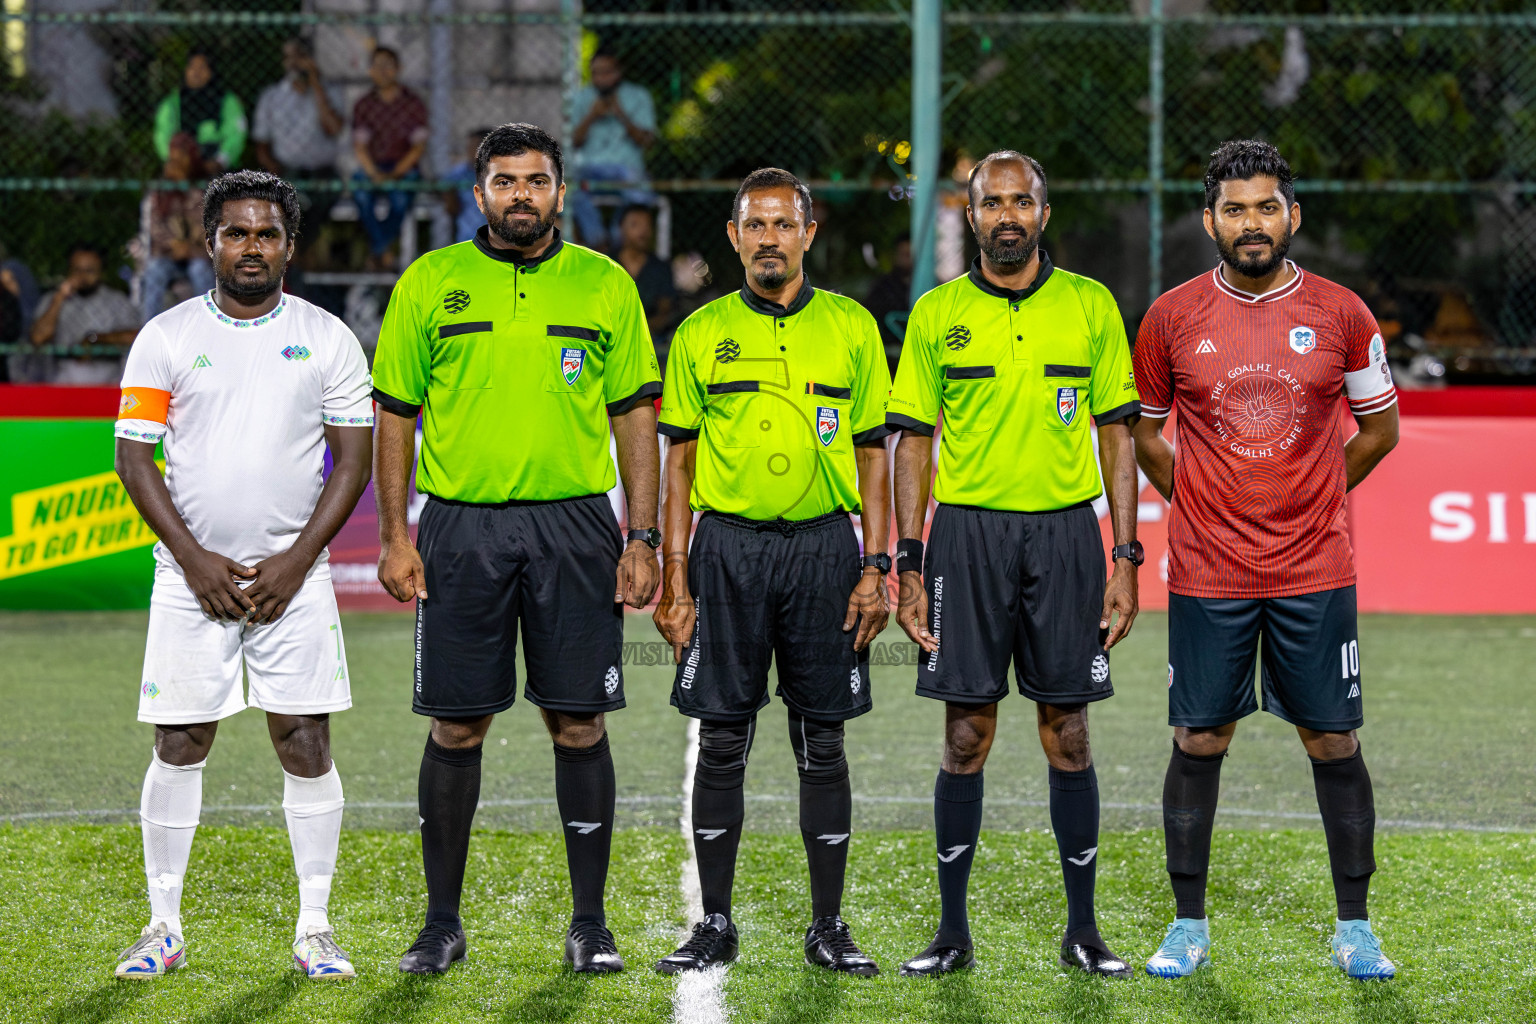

{"left": 672, "top": 511, "right": 872, "bottom": 723}
{"left": 916, "top": 502, "right": 1111, "bottom": 707}
{"left": 413, "top": 494, "right": 624, "bottom": 718}
{"left": 1168, "top": 585, "right": 1363, "bottom": 732}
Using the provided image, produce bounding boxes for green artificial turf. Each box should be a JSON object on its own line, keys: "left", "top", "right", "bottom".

{"left": 0, "top": 826, "right": 1530, "bottom": 1023}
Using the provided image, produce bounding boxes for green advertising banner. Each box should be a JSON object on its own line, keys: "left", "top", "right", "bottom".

{"left": 0, "top": 418, "right": 157, "bottom": 610}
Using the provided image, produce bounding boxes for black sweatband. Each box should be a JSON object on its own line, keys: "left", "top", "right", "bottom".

{"left": 896, "top": 538, "right": 924, "bottom": 573}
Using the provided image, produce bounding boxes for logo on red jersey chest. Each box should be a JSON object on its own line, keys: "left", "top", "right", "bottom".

{"left": 1288, "top": 326, "right": 1316, "bottom": 354}
{"left": 1208, "top": 363, "right": 1310, "bottom": 458}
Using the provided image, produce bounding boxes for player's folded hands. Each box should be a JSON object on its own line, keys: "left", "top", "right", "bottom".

{"left": 243, "top": 550, "right": 312, "bottom": 625}
{"left": 180, "top": 547, "right": 257, "bottom": 622}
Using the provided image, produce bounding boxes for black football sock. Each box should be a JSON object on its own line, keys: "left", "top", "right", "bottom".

{"left": 1163, "top": 742, "right": 1225, "bottom": 920}
{"left": 693, "top": 718, "right": 753, "bottom": 921}
{"left": 1311, "top": 743, "right": 1376, "bottom": 921}
{"left": 933, "top": 769, "right": 984, "bottom": 947}
{"left": 792, "top": 713, "right": 852, "bottom": 921}
{"left": 1049, "top": 765, "right": 1101, "bottom": 938}
{"left": 554, "top": 734, "right": 616, "bottom": 925}
{"left": 419, "top": 735, "right": 482, "bottom": 930}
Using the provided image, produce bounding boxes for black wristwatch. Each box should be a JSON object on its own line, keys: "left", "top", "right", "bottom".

{"left": 861, "top": 552, "right": 892, "bottom": 575}
{"left": 1111, "top": 541, "right": 1145, "bottom": 566}
{"left": 627, "top": 527, "right": 663, "bottom": 549}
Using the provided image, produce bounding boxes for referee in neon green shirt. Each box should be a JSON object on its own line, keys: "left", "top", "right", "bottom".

{"left": 888, "top": 151, "right": 1143, "bottom": 979}
{"left": 651, "top": 169, "right": 891, "bottom": 976}
{"left": 371, "top": 123, "right": 662, "bottom": 976}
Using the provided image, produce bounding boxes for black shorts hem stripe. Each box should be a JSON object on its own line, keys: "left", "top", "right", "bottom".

{"left": 372, "top": 387, "right": 421, "bottom": 418}
{"left": 887, "top": 412, "right": 935, "bottom": 436}
{"left": 1092, "top": 399, "right": 1141, "bottom": 425}
{"left": 526, "top": 695, "right": 627, "bottom": 714}
{"left": 671, "top": 693, "right": 773, "bottom": 722}
{"left": 1169, "top": 709, "right": 1259, "bottom": 729}
{"left": 657, "top": 420, "right": 701, "bottom": 440}
{"left": 1018, "top": 684, "right": 1114, "bottom": 706}
{"left": 607, "top": 380, "right": 663, "bottom": 415}
{"left": 852, "top": 424, "right": 893, "bottom": 446}
{"left": 413, "top": 697, "right": 518, "bottom": 719}
{"left": 915, "top": 684, "right": 1010, "bottom": 706}
{"left": 778, "top": 695, "right": 874, "bottom": 723}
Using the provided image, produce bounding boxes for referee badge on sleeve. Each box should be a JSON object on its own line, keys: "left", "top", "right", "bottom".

{"left": 1056, "top": 387, "right": 1078, "bottom": 426}
{"left": 560, "top": 347, "right": 586, "bottom": 385}
{"left": 816, "top": 406, "right": 839, "bottom": 446}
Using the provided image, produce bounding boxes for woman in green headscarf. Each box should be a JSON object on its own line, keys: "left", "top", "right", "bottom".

{"left": 153, "top": 49, "right": 247, "bottom": 171}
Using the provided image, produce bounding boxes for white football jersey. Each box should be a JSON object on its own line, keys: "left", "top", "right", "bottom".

{"left": 115, "top": 291, "right": 373, "bottom": 579}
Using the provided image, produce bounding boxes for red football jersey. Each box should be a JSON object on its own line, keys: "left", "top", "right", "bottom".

{"left": 1133, "top": 263, "right": 1396, "bottom": 599}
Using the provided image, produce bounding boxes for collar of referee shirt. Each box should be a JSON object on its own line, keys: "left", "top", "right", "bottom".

{"left": 967, "top": 249, "right": 1054, "bottom": 302}
{"left": 738, "top": 273, "right": 816, "bottom": 318}
{"left": 472, "top": 224, "right": 565, "bottom": 268}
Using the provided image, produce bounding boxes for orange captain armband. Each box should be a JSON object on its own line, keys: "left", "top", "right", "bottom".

{"left": 118, "top": 387, "right": 171, "bottom": 423}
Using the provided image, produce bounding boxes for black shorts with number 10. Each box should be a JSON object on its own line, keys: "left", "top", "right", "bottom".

{"left": 917, "top": 501, "right": 1113, "bottom": 706}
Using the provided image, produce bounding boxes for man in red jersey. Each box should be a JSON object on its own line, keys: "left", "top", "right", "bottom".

{"left": 1131, "top": 140, "right": 1400, "bottom": 982}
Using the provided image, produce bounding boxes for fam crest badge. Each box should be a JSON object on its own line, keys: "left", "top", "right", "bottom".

{"left": 1056, "top": 387, "right": 1078, "bottom": 426}
{"left": 560, "top": 347, "right": 585, "bottom": 385}
{"left": 1289, "top": 325, "right": 1316, "bottom": 354}
{"left": 816, "top": 406, "right": 839, "bottom": 447}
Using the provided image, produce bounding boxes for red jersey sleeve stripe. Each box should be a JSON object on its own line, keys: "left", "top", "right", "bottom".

{"left": 1348, "top": 389, "right": 1398, "bottom": 414}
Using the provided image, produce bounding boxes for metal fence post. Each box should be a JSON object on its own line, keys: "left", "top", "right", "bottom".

{"left": 560, "top": 0, "right": 582, "bottom": 239}
{"left": 909, "top": 0, "right": 941, "bottom": 307}
{"left": 428, "top": 0, "right": 454, "bottom": 251}
{"left": 1147, "top": 0, "right": 1164, "bottom": 307}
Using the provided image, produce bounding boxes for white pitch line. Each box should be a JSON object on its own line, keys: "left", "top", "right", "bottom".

{"left": 671, "top": 717, "right": 728, "bottom": 1024}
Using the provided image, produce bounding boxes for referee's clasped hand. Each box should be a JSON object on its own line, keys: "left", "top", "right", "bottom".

{"left": 1100, "top": 562, "right": 1139, "bottom": 650}
{"left": 378, "top": 539, "right": 428, "bottom": 603}
{"left": 896, "top": 571, "right": 939, "bottom": 654}
{"left": 843, "top": 570, "right": 890, "bottom": 652}
{"left": 615, "top": 540, "right": 661, "bottom": 610}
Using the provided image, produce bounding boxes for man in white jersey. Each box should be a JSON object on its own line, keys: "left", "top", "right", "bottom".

{"left": 112, "top": 171, "right": 374, "bottom": 980}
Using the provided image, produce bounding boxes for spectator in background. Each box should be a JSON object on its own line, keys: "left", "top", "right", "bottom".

{"left": 863, "top": 230, "right": 912, "bottom": 378}
{"left": 0, "top": 267, "right": 22, "bottom": 380}
{"left": 351, "top": 46, "right": 429, "bottom": 270}
{"left": 441, "top": 127, "right": 492, "bottom": 245}
{"left": 253, "top": 37, "right": 345, "bottom": 239}
{"left": 140, "top": 132, "right": 215, "bottom": 321}
{"left": 30, "top": 244, "right": 141, "bottom": 385}
{"left": 0, "top": 243, "right": 41, "bottom": 382}
{"left": 612, "top": 204, "right": 676, "bottom": 347}
{"left": 569, "top": 49, "right": 656, "bottom": 250}
{"left": 154, "top": 49, "right": 247, "bottom": 171}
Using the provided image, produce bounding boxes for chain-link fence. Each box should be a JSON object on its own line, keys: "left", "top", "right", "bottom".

{"left": 2, "top": 1, "right": 1533, "bottom": 383}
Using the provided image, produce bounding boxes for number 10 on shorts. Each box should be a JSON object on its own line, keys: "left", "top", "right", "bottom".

{"left": 1340, "top": 640, "right": 1359, "bottom": 679}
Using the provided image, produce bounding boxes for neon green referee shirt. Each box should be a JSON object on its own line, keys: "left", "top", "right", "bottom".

{"left": 372, "top": 228, "right": 661, "bottom": 503}
{"left": 887, "top": 253, "right": 1140, "bottom": 512}
{"left": 658, "top": 279, "right": 892, "bottom": 521}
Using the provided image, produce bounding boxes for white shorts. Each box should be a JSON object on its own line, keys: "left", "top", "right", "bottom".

{"left": 138, "top": 575, "right": 353, "bottom": 724}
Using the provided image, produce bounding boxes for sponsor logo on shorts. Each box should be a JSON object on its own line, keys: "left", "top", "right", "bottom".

{"left": 944, "top": 325, "right": 971, "bottom": 351}
{"left": 715, "top": 339, "right": 740, "bottom": 363}
{"left": 604, "top": 665, "right": 620, "bottom": 695}
{"left": 1091, "top": 652, "right": 1109, "bottom": 684}
{"left": 679, "top": 612, "right": 702, "bottom": 689}
{"left": 1057, "top": 387, "right": 1078, "bottom": 426}
{"left": 817, "top": 406, "right": 839, "bottom": 447}
{"left": 1167, "top": 662, "right": 1174, "bottom": 688}
{"left": 1289, "top": 325, "right": 1316, "bottom": 354}
{"left": 141, "top": 680, "right": 159, "bottom": 699}
{"left": 850, "top": 665, "right": 861, "bottom": 695}
{"left": 560, "top": 347, "right": 585, "bottom": 385}
{"left": 442, "top": 289, "right": 471, "bottom": 313}
{"left": 925, "top": 576, "right": 943, "bottom": 673}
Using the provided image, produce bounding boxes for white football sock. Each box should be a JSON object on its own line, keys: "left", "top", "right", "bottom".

{"left": 282, "top": 764, "right": 345, "bottom": 941}
{"left": 140, "top": 751, "right": 205, "bottom": 939}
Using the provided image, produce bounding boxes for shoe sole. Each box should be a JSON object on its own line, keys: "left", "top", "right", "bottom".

{"left": 897, "top": 959, "right": 974, "bottom": 978}
{"left": 654, "top": 954, "right": 738, "bottom": 975}
{"left": 1059, "top": 956, "right": 1133, "bottom": 979}
{"left": 398, "top": 948, "right": 466, "bottom": 975}
{"left": 808, "top": 958, "right": 879, "bottom": 977}
{"left": 566, "top": 959, "right": 625, "bottom": 974}
{"left": 1146, "top": 956, "right": 1209, "bottom": 979}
